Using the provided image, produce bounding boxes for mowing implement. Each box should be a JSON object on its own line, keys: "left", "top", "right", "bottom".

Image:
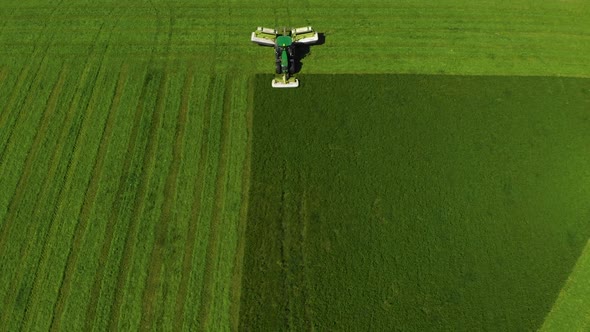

{"left": 251, "top": 26, "right": 319, "bottom": 88}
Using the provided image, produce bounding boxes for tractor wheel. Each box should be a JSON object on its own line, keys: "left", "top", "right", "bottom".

{"left": 276, "top": 63, "right": 282, "bottom": 74}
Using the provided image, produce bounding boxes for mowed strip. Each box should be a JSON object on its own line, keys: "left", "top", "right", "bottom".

{"left": 229, "top": 75, "right": 255, "bottom": 331}
{"left": 0, "top": 62, "right": 68, "bottom": 330}
{"left": 108, "top": 69, "right": 168, "bottom": 331}
{"left": 139, "top": 64, "right": 194, "bottom": 329}
{"left": 82, "top": 64, "right": 152, "bottom": 332}
{"left": 0, "top": 1, "right": 68, "bottom": 158}
{"left": 0, "top": 58, "right": 52, "bottom": 207}
{"left": 114, "top": 66, "right": 187, "bottom": 330}
{"left": 0, "top": 60, "right": 87, "bottom": 332}
{"left": 198, "top": 73, "right": 234, "bottom": 331}
{"left": 172, "top": 74, "right": 215, "bottom": 331}
{"left": 0, "top": 43, "right": 50, "bottom": 150}
{"left": 208, "top": 73, "right": 251, "bottom": 328}
{"left": 21, "top": 54, "right": 115, "bottom": 331}
{"left": 180, "top": 73, "right": 228, "bottom": 330}
{"left": 57, "top": 63, "right": 142, "bottom": 332}
{"left": 0, "top": 66, "right": 9, "bottom": 99}
{"left": 155, "top": 63, "right": 210, "bottom": 330}
{"left": 48, "top": 62, "right": 128, "bottom": 332}
{"left": 0, "top": 58, "right": 57, "bottom": 258}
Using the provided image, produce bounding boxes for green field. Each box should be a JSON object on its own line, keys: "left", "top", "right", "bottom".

{"left": 542, "top": 239, "right": 590, "bottom": 331}
{"left": 241, "top": 74, "right": 590, "bottom": 330}
{"left": 0, "top": 0, "right": 589, "bottom": 331}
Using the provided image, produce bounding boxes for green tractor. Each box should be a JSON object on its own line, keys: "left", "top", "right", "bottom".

{"left": 251, "top": 26, "right": 319, "bottom": 88}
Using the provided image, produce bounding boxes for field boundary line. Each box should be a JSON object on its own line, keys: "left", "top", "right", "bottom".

{"left": 197, "top": 73, "right": 234, "bottom": 331}
{"left": 229, "top": 75, "right": 254, "bottom": 331}
{"left": 140, "top": 64, "right": 194, "bottom": 330}
{"left": 172, "top": 75, "right": 215, "bottom": 331}
{"left": 49, "top": 62, "right": 129, "bottom": 332}
{"left": 108, "top": 71, "right": 168, "bottom": 331}
{"left": 82, "top": 65, "right": 149, "bottom": 331}
{"left": 0, "top": 63, "right": 68, "bottom": 330}
{"left": 0, "top": 58, "right": 58, "bottom": 254}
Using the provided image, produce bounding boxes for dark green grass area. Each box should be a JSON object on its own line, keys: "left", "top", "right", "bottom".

{"left": 239, "top": 74, "right": 590, "bottom": 331}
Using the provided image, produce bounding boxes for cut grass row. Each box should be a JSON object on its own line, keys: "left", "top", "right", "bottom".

{"left": 49, "top": 62, "right": 129, "bottom": 332}
{"left": 0, "top": 58, "right": 253, "bottom": 331}
{"left": 108, "top": 65, "right": 170, "bottom": 331}
{"left": 171, "top": 72, "right": 214, "bottom": 331}
{"left": 81, "top": 63, "right": 154, "bottom": 332}
{"left": 0, "top": 59, "right": 249, "bottom": 331}
{"left": 22, "top": 52, "right": 115, "bottom": 332}
{"left": 1, "top": 55, "right": 100, "bottom": 330}
{"left": 139, "top": 63, "right": 192, "bottom": 330}
{"left": 0, "top": 61, "right": 71, "bottom": 330}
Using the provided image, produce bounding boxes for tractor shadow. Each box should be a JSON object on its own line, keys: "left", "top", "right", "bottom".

{"left": 292, "top": 33, "right": 325, "bottom": 74}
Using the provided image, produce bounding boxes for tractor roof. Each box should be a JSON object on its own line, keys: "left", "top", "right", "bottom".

{"left": 276, "top": 35, "right": 292, "bottom": 47}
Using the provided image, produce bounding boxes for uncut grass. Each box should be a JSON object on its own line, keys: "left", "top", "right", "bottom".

{"left": 241, "top": 74, "right": 590, "bottom": 331}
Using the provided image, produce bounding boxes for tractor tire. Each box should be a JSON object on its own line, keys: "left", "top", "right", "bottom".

{"left": 276, "top": 63, "right": 282, "bottom": 74}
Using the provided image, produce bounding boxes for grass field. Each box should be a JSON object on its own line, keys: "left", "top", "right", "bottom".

{"left": 0, "top": 0, "right": 589, "bottom": 331}
{"left": 240, "top": 74, "right": 590, "bottom": 331}
{"left": 542, "top": 239, "right": 590, "bottom": 331}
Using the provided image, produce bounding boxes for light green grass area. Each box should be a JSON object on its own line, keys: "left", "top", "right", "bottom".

{"left": 241, "top": 74, "right": 590, "bottom": 331}
{"left": 541, "top": 239, "right": 590, "bottom": 331}
{"left": 0, "top": 0, "right": 589, "bottom": 330}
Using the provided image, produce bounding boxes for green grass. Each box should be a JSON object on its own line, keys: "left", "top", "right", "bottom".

{"left": 240, "top": 74, "right": 590, "bottom": 331}
{"left": 0, "top": 0, "right": 589, "bottom": 330}
{"left": 541, "top": 239, "right": 590, "bottom": 331}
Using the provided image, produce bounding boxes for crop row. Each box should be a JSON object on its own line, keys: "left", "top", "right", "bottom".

{"left": 0, "top": 54, "right": 251, "bottom": 331}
